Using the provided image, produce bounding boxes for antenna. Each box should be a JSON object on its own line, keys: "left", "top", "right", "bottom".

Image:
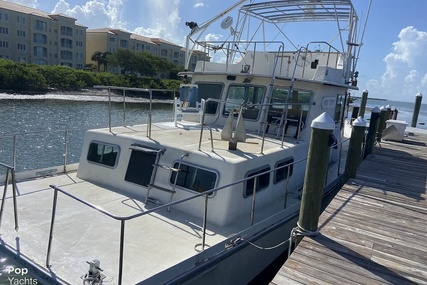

{"left": 220, "top": 16, "right": 233, "bottom": 29}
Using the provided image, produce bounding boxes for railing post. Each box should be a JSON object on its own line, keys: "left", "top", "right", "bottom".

{"left": 108, "top": 88, "right": 112, "bottom": 133}
{"left": 46, "top": 186, "right": 59, "bottom": 267}
{"left": 0, "top": 168, "right": 10, "bottom": 229}
{"left": 364, "top": 107, "right": 380, "bottom": 158}
{"left": 11, "top": 168, "right": 18, "bottom": 231}
{"left": 202, "top": 194, "right": 208, "bottom": 251}
{"left": 411, "top": 93, "right": 423, "bottom": 127}
{"left": 118, "top": 220, "right": 125, "bottom": 285}
{"left": 123, "top": 89, "right": 127, "bottom": 126}
{"left": 250, "top": 176, "right": 257, "bottom": 225}
{"left": 297, "top": 112, "right": 334, "bottom": 242}
{"left": 63, "top": 130, "right": 69, "bottom": 173}
{"left": 147, "top": 90, "right": 152, "bottom": 138}
{"left": 345, "top": 117, "right": 367, "bottom": 179}
{"left": 12, "top": 135, "right": 17, "bottom": 169}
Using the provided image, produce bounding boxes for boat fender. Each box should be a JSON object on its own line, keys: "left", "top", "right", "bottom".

{"left": 221, "top": 110, "right": 234, "bottom": 141}
{"left": 234, "top": 110, "right": 246, "bottom": 142}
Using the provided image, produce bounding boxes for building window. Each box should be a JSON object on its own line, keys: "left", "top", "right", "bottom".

{"left": 17, "top": 57, "right": 26, "bottom": 62}
{"left": 0, "top": 27, "right": 8, "bottom": 34}
{"left": 109, "top": 37, "right": 116, "bottom": 42}
{"left": 34, "top": 33, "right": 47, "bottom": 44}
{"left": 34, "top": 20, "right": 47, "bottom": 32}
{"left": 109, "top": 47, "right": 115, "bottom": 53}
{"left": 170, "top": 162, "right": 217, "bottom": 195}
{"left": 0, "top": 13, "right": 8, "bottom": 21}
{"left": 34, "top": 59, "right": 47, "bottom": 65}
{"left": 17, "top": 43, "right": 26, "bottom": 50}
{"left": 60, "top": 50, "right": 73, "bottom": 60}
{"left": 136, "top": 43, "right": 144, "bottom": 51}
{"left": 17, "top": 16, "right": 25, "bottom": 24}
{"left": 274, "top": 157, "right": 294, "bottom": 184}
{"left": 76, "top": 64, "right": 83, "bottom": 69}
{"left": 60, "top": 38, "right": 73, "bottom": 48}
{"left": 161, "top": 49, "right": 167, "bottom": 56}
{"left": 76, "top": 29, "right": 83, "bottom": 36}
{"left": 244, "top": 166, "right": 270, "bottom": 197}
{"left": 61, "top": 62, "right": 73, "bottom": 67}
{"left": 76, "top": 40, "right": 83, "bottom": 47}
{"left": 87, "top": 142, "right": 119, "bottom": 167}
{"left": 60, "top": 26, "right": 73, "bottom": 37}
{"left": 33, "top": 46, "right": 47, "bottom": 57}
{"left": 0, "top": 41, "right": 8, "bottom": 48}
{"left": 17, "top": 30, "right": 26, "bottom": 37}
{"left": 0, "top": 55, "right": 9, "bottom": 59}
{"left": 120, "top": 40, "right": 128, "bottom": 48}
{"left": 174, "top": 51, "right": 179, "bottom": 58}
{"left": 146, "top": 46, "right": 151, "bottom": 51}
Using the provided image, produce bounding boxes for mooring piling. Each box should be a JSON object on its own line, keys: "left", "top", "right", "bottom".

{"left": 411, "top": 93, "right": 423, "bottom": 127}
{"left": 364, "top": 107, "right": 380, "bottom": 158}
{"left": 345, "top": 116, "right": 366, "bottom": 179}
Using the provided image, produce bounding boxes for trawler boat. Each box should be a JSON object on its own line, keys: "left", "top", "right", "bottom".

{"left": 0, "top": 1, "right": 366, "bottom": 284}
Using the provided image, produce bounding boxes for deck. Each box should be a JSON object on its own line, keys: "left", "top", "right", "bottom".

{"left": 271, "top": 130, "right": 427, "bottom": 284}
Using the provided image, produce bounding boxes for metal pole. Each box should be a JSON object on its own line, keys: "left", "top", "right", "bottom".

{"left": 411, "top": 93, "right": 423, "bottom": 127}
{"left": 63, "top": 130, "right": 68, "bottom": 173}
{"left": 0, "top": 168, "right": 10, "bottom": 229}
{"left": 12, "top": 135, "right": 17, "bottom": 169}
{"left": 283, "top": 165, "right": 291, "bottom": 208}
{"left": 202, "top": 194, "right": 208, "bottom": 250}
{"left": 345, "top": 117, "right": 367, "bottom": 179}
{"left": 118, "top": 220, "right": 125, "bottom": 285}
{"left": 147, "top": 90, "right": 152, "bottom": 138}
{"left": 298, "top": 113, "right": 334, "bottom": 238}
{"left": 108, "top": 88, "right": 112, "bottom": 133}
{"left": 11, "top": 168, "right": 18, "bottom": 231}
{"left": 358, "top": 89, "right": 369, "bottom": 118}
{"left": 250, "top": 176, "right": 257, "bottom": 225}
{"left": 123, "top": 89, "right": 126, "bottom": 126}
{"left": 46, "top": 187, "right": 59, "bottom": 267}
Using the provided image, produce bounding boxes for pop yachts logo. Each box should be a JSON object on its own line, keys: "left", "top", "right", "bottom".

{"left": 3, "top": 266, "right": 38, "bottom": 285}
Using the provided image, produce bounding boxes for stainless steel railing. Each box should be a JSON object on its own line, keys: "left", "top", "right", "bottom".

{"left": 0, "top": 162, "right": 19, "bottom": 231}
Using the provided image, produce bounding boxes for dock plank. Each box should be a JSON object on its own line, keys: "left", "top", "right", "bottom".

{"left": 271, "top": 132, "right": 427, "bottom": 285}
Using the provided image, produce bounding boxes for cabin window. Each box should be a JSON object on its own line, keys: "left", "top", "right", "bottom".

{"left": 125, "top": 147, "right": 159, "bottom": 186}
{"left": 87, "top": 142, "right": 119, "bottom": 167}
{"left": 274, "top": 157, "right": 294, "bottom": 184}
{"left": 194, "top": 82, "right": 223, "bottom": 115}
{"left": 223, "top": 85, "right": 265, "bottom": 120}
{"left": 244, "top": 166, "right": 270, "bottom": 197}
{"left": 334, "top": 94, "right": 346, "bottom": 122}
{"left": 170, "top": 163, "right": 217, "bottom": 195}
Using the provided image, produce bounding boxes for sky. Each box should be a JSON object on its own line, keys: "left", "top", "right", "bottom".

{"left": 6, "top": 0, "right": 427, "bottom": 103}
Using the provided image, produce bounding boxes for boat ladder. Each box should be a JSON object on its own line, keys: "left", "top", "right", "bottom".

{"left": 145, "top": 153, "right": 188, "bottom": 211}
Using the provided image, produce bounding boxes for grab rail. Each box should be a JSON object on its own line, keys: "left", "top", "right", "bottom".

{"left": 46, "top": 156, "right": 304, "bottom": 285}
{"left": 0, "top": 162, "right": 19, "bottom": 231}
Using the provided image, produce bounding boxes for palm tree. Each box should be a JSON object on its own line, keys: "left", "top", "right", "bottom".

{"left": 91, "top": 51, "right": 103, "bottom": 71}
{"left": 101, "top": 52, "right": 111, "bottom": 72}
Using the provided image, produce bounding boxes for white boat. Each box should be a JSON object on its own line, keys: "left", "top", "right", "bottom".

{"left": 0, "top": 1, "right": 367, "bottom": 284}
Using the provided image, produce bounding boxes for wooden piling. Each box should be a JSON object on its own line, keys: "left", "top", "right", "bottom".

{"left": 297, "top": 113, "right": 334, "bottom": 235}
{"left": 345, "top": 116, "right": 366, "bottom": 179}
{"left": 358, "top": 89, "right": 368, "bottom": 118}
{"left": 411, "top": 93, "right": 423, "bottom": 127}
{"left": 376, "top": 106, "right": 387, "bottom": 142}
{"left": 364, "top": 107, "right": 380, "bottom": 158}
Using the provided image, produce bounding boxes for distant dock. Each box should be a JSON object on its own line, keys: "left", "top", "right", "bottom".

{"left": 271, "top": 130, "right": 427, "bottom": 284}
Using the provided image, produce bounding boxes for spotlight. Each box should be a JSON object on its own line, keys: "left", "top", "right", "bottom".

{"left": 185, "top": 21, "right": 198, "bottom": 30}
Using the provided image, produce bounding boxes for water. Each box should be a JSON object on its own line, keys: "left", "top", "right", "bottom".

{"left": 0, "top": 94, "right": 173, "bottom": 174}
{"left": 364, "top": 99, "right": 427, "bottom": 128}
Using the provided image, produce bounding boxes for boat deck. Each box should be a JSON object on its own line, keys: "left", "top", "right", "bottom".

{"left": 271, "top": 130, "right": 427, "bottom": 284}
{"left": 0, "top": 171, "right": 301, "bottom": 284}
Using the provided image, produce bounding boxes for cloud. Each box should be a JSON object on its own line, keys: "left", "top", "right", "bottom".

{"left": 366, "top": 26, "right": 427, "bottom": 101}
{"left": 194, "top": 3, "right": 204, "bottom": 8}
{"left": 6, "top": 0, "right": 38, "bottom": 8}
{"left": 51, "top": 0, "right": 127, "bottom": 29}
{"left": 133, "top": 0, "right": 182, "bottom": 44}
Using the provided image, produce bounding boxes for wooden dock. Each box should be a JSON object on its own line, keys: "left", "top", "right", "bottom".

{"left": 271, "top": 131, "right": 427, "bottom": 285}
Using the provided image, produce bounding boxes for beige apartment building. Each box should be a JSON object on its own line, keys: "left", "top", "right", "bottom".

{"left": 86, "top": 28, "right": 209, "bottom": 73}
{"left": 0, "top": 1, "right": 208, "bottom": 73}
{"left": 0, "top": 0, "right": 87, "bottom": 68}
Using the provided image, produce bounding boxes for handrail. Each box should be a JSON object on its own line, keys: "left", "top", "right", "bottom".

{"left": 0, "top": 162, "right": 19, "bottom": 232}
{"left": 199, "top": 98, "right": 312, "bottom": 153}
{"left": 93, "top": 86, "right": 178, "bottom": 138}
{"left": 46, "top": 156, "right": 306, "bottom": 285}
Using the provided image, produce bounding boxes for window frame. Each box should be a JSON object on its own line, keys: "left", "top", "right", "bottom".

{"left": 273, "top": 157, "right": 294, "bottom": 184}
{"left": 169, "top": 162, "right": 218, "bottom": 196}
{"left": 87, "top": 141, "right": 120, "bottom": 168}
{"left": 223, "top": 84, "right": 266, "bottom": 120}
{"left": 244, "top": 165, "right": 271, "bottom": 198}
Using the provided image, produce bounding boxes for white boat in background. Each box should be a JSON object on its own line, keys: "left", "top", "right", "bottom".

{"left": 0, "top": 1, "right": 368, "bottom": 284}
